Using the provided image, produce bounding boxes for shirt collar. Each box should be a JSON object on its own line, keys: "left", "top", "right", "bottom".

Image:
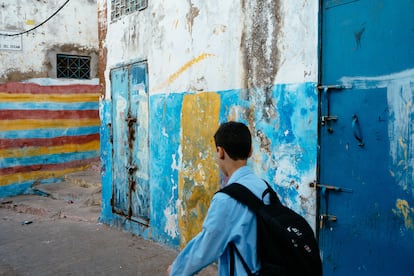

{"left": 226, "top": 166, "right": 252, "bottom": 186}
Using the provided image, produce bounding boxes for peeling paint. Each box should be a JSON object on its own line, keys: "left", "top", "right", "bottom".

{"left": 393, "top": 199, "right": 414, "bottom": 230}
{"left": 178, "top": 92, "right": 221, "bottom": 247}
{"left": 340, "top": 69, "right": 414, "bottom": 197}
{"left": 99, "top": 0, "right": 320, "bottom": 248}
{"left": 0, "top": 1, "right": 98, "bottom": 82}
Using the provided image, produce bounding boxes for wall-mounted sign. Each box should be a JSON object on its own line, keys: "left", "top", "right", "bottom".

{"left": 0, "top": 31, "right": 22, "bottom": 51}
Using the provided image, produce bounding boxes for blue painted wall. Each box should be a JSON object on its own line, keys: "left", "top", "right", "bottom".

{"left": 100, "top": 82, "right": 318, "bottom": 247}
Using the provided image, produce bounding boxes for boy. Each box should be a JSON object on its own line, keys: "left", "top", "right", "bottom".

{"left": 168, "top": 121, "right": 269, "bottom": 275}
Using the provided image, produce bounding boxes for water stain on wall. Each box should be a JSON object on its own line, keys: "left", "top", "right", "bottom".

{"left": 186, "top": 1, "right": 200, "bottom": 34}
{"left": 241, "top": 0, "right": 282, "bottom": 90}
{"left": 98, "top": 0, "right": 108, "bottom": 97}
{"left": 239, "top": 0, "right": 282, "bottom": 150}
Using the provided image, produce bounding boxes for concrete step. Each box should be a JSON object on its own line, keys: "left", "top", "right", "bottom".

{"left": 0, "top": 164, "right": 103, "bottom": 223}
{"left": 63, "top": 163, "right": 101, "bottom": 188}
{"left": 32, "top": 163, "right": 102, "bottom": 205}
{"left": 32, "top": 181, "right": 102, "bottom": 206}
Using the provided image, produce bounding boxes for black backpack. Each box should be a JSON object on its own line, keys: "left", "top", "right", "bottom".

{"left": 219, "top": 181, "right": 322, "bottom": 276}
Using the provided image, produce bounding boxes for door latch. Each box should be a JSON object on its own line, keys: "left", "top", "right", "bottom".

{"left": 318, "top": 84, "right": 351, "bottom": 128}
{"left": 321, "top": 115, "right": 338, "bottom": 126}
{"left": 319, "top": 214, "right": 337, "bottom": 229}
{"left": 310, "top": 183, "right": 353, "bottom": 193}
{"left": 126, "top": 165, "right": 137, "bottom": 173}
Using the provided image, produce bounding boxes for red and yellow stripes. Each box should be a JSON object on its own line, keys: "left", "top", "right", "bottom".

{"left": 0, "top": 82, "right": 101, "bottom": 192}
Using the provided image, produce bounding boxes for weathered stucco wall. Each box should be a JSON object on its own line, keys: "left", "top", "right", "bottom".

{"left": 0, "top": 0, "right": 98, "bottom": 82}
{"left": 0, "top": 1, "right": 100, "bottom": 197}
{"left": 98, "top": 0, "right": 319, "bottom": 248}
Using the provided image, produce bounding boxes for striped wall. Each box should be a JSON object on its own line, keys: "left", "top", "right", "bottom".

{"left": 0, "top": 82, "right": 100, "bottom": 197}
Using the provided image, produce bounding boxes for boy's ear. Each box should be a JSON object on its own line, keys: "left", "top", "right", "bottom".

{"left": 217, "top": 146, "right": 225, "bottom": 159}
{"left": 248, "top": 146, "right": 253, "bottom": 158}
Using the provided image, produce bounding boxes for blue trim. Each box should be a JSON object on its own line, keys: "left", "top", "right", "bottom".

{"left": 0, "top": 126, "right": 100, "bottom": 139}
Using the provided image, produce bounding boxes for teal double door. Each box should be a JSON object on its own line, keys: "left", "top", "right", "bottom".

{"left": 110, "top": 62, "right": 150, "bottom": 225}
{"left": 319, "top": 0, "right": 414, "bottom": 275}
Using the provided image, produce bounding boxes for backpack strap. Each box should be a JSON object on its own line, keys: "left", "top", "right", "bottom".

{"left": 219, "top": 181, "right": 278, "bottom": 276}
{"left": 220, "top": 181, "right": 281, "bottom": 212}
{"left": 220, "top": 183, "right": 262, "bottom": 212}
{"left": 229, "top": 242, "right": 255, "bottom": 276}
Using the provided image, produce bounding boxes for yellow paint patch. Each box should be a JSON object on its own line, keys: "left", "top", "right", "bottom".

{"left": 0, "top": 118, "right": 100, "bottom": 131}
{"left": 26, "top": 19, "right": 35, "bottom": 25}
{"left": 0, "top": 93, "right": 99, "bottom": 103}
{"left": 0, "top": 165, "right": 90, "bottom": 186}
{"left": 0, "top": 140, "right": 99, "bottom": 158}
{"left": 393, "top": 199, "right": 414, "bottom": 230}
{"left": 153, "top": 53, "right": 214, "bottom": 91}
{"left": 178, "top": 92, "right": 221, "bottom": 248}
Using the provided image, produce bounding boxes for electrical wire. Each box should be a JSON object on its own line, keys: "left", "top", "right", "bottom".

{"left": 0, "top": 0, "right": 70, "bottom": 37}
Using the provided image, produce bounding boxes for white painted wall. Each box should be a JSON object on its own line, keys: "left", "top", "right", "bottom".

{"left": 100, "top": 0, "right": 319, "bottom": 98}
{"left": 0, "top": 0, "right": 98, "bottom": 81}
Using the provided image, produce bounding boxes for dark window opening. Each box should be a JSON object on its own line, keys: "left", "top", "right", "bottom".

{"left": 57, "top": 54, "right": 91, "bottom": 79}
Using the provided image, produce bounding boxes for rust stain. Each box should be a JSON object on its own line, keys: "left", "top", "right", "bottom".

{"left": 98, "top": 0, "right": 108, "bottom": 97}
{"left": 186, "top": 1, "right": 200, "bottom": 34}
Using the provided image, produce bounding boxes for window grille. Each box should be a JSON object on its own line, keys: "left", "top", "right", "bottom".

{"left": 56, "top": 54, "right": 91, "bottom": 80}
{"left": 111, "top": 0, "right": 148, "bottom": 21}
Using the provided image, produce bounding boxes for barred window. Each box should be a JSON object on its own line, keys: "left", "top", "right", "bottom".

{"left": 111, "top": 0, "right": 148, "bottom": 21}
{"left": 57, "top": 54, "right": 91, "bottom": 80}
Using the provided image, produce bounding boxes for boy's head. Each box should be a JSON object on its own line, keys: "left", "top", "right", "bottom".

{"left": 214, "top": 121, "right": 252, "bottom": 161}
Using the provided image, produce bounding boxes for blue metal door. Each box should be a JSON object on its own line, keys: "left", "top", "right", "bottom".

{"left": 319, "top": 1, "right": 414, "bottom": 275}
{"left": 111, "top": 62, "right": 150, "bottom": 225}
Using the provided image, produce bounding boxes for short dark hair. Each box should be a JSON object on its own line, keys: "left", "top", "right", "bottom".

{"left": 214, "top": 121, "right": 252, "bottom": 160}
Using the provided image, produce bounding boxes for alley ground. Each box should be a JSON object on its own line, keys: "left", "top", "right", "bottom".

{"left": 0, "top": 165, "right": 217, "bottom": 276}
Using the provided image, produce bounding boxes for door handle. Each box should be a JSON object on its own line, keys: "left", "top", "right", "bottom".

{"left": 352, "top": 114, "right": 364, "bottom": 147}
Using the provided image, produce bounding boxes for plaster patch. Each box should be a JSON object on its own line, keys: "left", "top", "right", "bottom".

{"left": 164, "top": 206, "right": 179, "bottom": 238}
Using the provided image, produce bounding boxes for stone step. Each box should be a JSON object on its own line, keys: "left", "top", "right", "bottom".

{"left": 31, "top": 164, "right": 102, "bottom": 206}
{"left": 64, "top": 163, "right": 101, "bottom": 188}
{"left": 0, "top": 164, "right": 102, "bottom": 223}
{"left": 32, "top": 181, "right": 101, "bottom": 206}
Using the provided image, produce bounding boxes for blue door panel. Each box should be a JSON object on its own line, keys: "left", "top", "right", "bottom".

{"left": 111, "top": 67, "right": 130, "bottom": 215}
{"left": 319, "top": 88, "right": 412, "bottom": 274}
{"left": 320, "top": 0, "right": 414, "bottom": 275}
{"left": 111, "top": 62, "right": 150, "bottom": 225}
{"left": 129, "top": 63, "right": 150, "bottom": 222}
{"left": 322, "top": 0, "right": 414, "bottom": 82}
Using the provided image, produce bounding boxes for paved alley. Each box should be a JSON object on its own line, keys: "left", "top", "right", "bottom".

{"left": 0, "top": 167, "right": 217, "bottom": 276}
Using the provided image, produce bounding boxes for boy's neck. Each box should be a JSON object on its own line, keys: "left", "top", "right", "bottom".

{"left": 224, "top": 159, "right": 247, "bottom": 178}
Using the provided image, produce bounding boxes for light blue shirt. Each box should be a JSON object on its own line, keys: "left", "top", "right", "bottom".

{"left": 170, "top": 166, "right": 269, "bottom": 275}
